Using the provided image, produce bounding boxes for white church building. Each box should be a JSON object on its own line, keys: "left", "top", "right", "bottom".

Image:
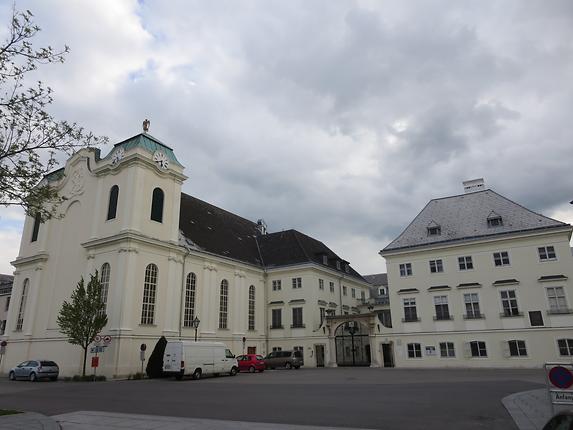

{"left": 1, "top": 130, "right": 371, "bottom": 377}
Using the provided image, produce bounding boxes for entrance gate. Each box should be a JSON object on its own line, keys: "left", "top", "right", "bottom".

{"left": 335, "top": 321, "right": 371, "bottom": 366}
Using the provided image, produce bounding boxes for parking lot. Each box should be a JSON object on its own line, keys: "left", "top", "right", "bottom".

{"left": 0, "top": 367, "right": 546, "bottom": 429}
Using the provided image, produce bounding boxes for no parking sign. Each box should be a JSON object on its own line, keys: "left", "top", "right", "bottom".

{"left": 545, "top": 363, "right": 573, "bottom": 407}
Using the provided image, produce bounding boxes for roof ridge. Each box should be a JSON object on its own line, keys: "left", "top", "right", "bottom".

{"left": 486, "top": 189, "right": 567, "bottom": 226}
{"left": 292, "top": 230, "right": 312, "bottom": 261}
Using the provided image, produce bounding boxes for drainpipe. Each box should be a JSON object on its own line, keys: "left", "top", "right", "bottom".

{"left": 178, "top": 249, "right": 191, "bottom": 340}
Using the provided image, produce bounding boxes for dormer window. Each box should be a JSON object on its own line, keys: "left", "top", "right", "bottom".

{"left": 345, "top": 264, "right": 349, "bottom": 273}
{"left": 427, "top": 221, "right": 441, "bottom": 236}
{"left": 322, "top": 255, "right": 328, "bottom": 265}
{"left": 487, "top": 211, "right": 503, "bottom": 228}
{"left": 336, "top": 261, "right": 341, "bottom": 270}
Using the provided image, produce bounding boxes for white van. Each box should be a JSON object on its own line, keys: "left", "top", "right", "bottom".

{"left": 162, "top": 341, "right": 239, "bottom": 380}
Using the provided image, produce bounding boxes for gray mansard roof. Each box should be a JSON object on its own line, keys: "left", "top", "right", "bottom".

{"left": 382, "top": 189, "right": 569, "bottom": 253}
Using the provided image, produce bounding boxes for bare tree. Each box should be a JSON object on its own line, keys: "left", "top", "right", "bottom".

{"left": 0, "top": 8, "right": 106, "bottom": 219}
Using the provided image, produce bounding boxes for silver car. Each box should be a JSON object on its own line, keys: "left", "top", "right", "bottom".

{"left": 9, "top": 360, "right": 59, "bottom": 382}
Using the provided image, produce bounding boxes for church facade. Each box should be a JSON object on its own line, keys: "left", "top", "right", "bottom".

{"left": 1, "top": 132, "right": 371, "bottom": 377}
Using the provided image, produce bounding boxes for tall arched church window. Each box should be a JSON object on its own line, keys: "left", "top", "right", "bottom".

{"left": 16, "top": 279, "right": 29, "bottom": 331}
{"left": 100, "top": 263, "right": 111, "bottom": 315}
{"left": 248, "top": 285, "right": 255, "bottom": 331}
{"left": 183, "top": 273, "right": 197, "bottom": 327}
{"left": 141, "top": 264, "right": 158, "bottom": 325}
{"left": 107, "top": 185, "right": 119, "bottom": 220}
{"left": 31, "top": 213, "right": 41, "bottom": 242}
{"left": 150, "top": 188, "right": 164, "bottom": 223}
{"left": 219, "top": 280, "right": 228, "bottom": 329}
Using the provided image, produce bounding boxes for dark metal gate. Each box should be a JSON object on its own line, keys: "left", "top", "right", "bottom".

{"left": 335, "top": 322, "right": 371, "bottom": 366}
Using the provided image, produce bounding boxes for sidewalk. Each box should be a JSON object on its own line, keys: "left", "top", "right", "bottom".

{"left": 53, "top": 411, "right": 377, "bottom": 430}
{"left": 502, "top": 388, "right": 554, "bottom": 430}
{"left": 0, "top": 412, "right": 59, "bottom": 430}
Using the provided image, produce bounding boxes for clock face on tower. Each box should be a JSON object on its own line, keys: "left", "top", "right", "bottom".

{"left": 153, "top": 151, "right": 169, "bottom": 170}
{"left": 111, "top": 147, "right": 125, "bottom": 165}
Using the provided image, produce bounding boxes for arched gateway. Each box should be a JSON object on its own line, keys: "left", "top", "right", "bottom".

{"left": 335, "top": 321, "right": 370, "bottom": 366}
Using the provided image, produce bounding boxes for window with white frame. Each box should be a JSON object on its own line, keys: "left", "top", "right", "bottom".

{"left": 351, "top": 288, "right": 356, "bottom": 298}
{"left": 508, "top": 340, "right": 527, "bottom": 357}
{"left": 272, "top": 280, "right": 282, "bottom": 291}
{"left": 379, "top": 287, "right": 387, "bottom": 295}
{"left": 493, "top": 251, "right": 510, "bottom": 267}
{"left": 272, "top": 346, "right": 282, "bottom": 352}
{"left": 546, "top": 287, "right": 569, "bottom": 313}
{"left": 361, "top": 290, "right": 365, "bottom": 301}
{"left": 458, "top": 256, "right": 473, "bottom": 270}
{"left": 319, "top": 279, "right": 324, "bottom": 290}
{"left": 343, "top": 286, "right": 347, "bottom": 296}
{"left": 403, "top": 298, "right": 418, "bottom": 322}
{"left": 407, "top": 343, "right": 422, "bottom": 358}
{"left": 427, "top": 225, "right": 441, "bottom": 236}
{"left": 248, "top": 285, "right": 255, "bottom": 331}
{"left": 429, "top": 259, "right": 444, "bottom": 273}
{"left": 141, "top": 264, "right": 157, "bottom": 325}
{"left": 464, "top": 293, "right": 481, "bottom": 319}
{"left": 99, "top": 263, "right": 111, "bottom": 315}
{"left": 399, "top": 263, "right": 413, "bottom": 277}
{"left": 292, "top": 277, "right": 302, "bottom": 289}
{"left": 558, "top": 339, "right": 573, "bottom": 356}
{"left": 183, "top": 272, "right": 196, "bottom": 327}
{"left": 500, "top": 290, "right": 520, "bottom": 317}
{"left": 15, "top": 279, "right": 29, "bottom": 331}
{"left": 469, "top": 341, "right": 487, "bottom": 357}
{"left": 320, "top": 307, "right": 325, "bottom": 324}
{"left": 271, "top": 308, "right": 282, "bottom": 328}
{"left": 292, "top": 307, "right": 304, "bottom": 328}
{"left": 219, "top": 279, "right": 229, "bottom": 329}
{"left": 434, "top": 296, "right": 450, "bottom": 320}
{"left": 439, "top": 342, "right": 455, "bottom": 357}
{"left": 538, "top": 246, "right": 557, "bottom": 261}
{"left": 329, "top": 281, "right": 335, "bottom": 293}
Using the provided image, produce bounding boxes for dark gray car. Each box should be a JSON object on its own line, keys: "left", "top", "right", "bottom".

{"left": 9, "top": 360, "right": 59, "bottom": 381}
{"left": 264, "top": 350, "right": 303, "bottom": 369}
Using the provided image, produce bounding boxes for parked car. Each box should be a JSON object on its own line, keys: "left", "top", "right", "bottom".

{"left": 162, "top": 341, "right": 238, "bottom": 380}
{"left": 236, "top": 354, "right": 266, "bottom": 373}
{"left": 9, "top": 360, "right": 59, "bottom": 382}
{"left": 264, "top": 350, "right": 303, "bottom": 369}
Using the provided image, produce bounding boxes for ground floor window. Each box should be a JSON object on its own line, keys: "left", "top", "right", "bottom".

{"left": 469, "top": 341, "right": 487, "bottom": 357}
{"left": 272, "top": 346, "right": 282, "bottom": 352}
{"left": 558, "top": 339, "right": 573, "bottom": 356}
{"left": 407, "top": 343, "right": 422, "bottom": 358}
{"left": 508, "top": 340, "right": 527, "bottom": 357}
{"left": 439, "top": 342, "right": 455, "bottom": 357}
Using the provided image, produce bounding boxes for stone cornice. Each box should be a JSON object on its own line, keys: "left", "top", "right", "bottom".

{"left": 92, "top": 153, "right": 187, "bottom": 183}
{"left": 11, "top": 253, "right": 49, "bottom": 268}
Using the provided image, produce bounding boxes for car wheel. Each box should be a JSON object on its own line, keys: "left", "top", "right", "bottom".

{"left": 285, "top": 362, "right": 292, "bottom": 369}
{"left": 249, "top": 366, "right": 256, "bottom": 373}
{"left": 9, "top": 372, "right": 15, "bottom": 381}
{"left": 29, "top": 372, "right": 37, "bottom": 382}
{"left": 192, "top": 369, "right": 202, "bottom": 380}
{"left": 230, "top": 366, "right": 238, "bottom": 376}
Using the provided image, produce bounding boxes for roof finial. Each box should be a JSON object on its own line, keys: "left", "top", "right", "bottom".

{"left": 143, "top": 118, "right": 150, "bottom": 133}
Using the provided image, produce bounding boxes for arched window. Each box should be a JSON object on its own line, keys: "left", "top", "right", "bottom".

{"left": 141, "top": 264, "right": 158, "bottom": 325}
{"left": 100, "top": 263, "right": 111, "bottom": 314}
{"left": 16, "top": 279, "right": 29, "bottom": 331}
{"left": 31, "top": 213, "right": 41, "bottom": 242}
{"left": 106, "top": 185, "right": 119, "bottom": 220}
{"left": 150, "top": 188, "right": 164, "bottom": 223}
{"left": 248, "top": 285, "right": 255, "bottom": 331}
{"left": 183, "top": 272, "right": 197, "bottom": 327}
{"left": 219, "top": 279, "right": 228, "bottom": 329}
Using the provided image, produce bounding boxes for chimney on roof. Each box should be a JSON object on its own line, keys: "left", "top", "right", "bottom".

{"left": 256, "top": 219, "right": 267, "bottom": 235}
{"left": 463, "top": 178, "right": 485, "bottom": 194}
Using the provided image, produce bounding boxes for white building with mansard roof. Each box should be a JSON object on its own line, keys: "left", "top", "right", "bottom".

{"left": 378, "top": 179, "right": 573, "bottom": 368}
{"left": 1, "top": 128, "right": 372, "bottom": 377}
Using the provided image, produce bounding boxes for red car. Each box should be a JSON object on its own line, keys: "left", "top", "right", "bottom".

{"left": 236, "top": 354, "right": 266, "bottom": 373}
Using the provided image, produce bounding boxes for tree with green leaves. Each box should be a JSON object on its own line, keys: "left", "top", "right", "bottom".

{"left": 0, "top": 8, "right": 106, "bottom": 219}
{"left": 57, "top": 272, "right": 107, "bottom": 376}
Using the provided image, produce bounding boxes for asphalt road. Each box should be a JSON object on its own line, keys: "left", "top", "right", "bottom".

{"left": 0, "top": 367, "right": 545, "bottom": 429}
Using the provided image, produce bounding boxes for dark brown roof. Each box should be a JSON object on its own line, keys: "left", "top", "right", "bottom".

{"left": 178, "top": 193, "right": 365, "bottom": 282}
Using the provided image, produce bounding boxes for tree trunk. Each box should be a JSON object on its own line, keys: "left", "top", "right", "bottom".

{"left": 82, "top": 346, "right": 87, "bottom": 377}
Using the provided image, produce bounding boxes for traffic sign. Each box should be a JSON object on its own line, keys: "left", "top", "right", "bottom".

{"left": 103, "top": 335, "right": 112, "bottom": 344}
{"left": 91, "top": 356, "right": 99, "bottom": 368}
{"left": 90, "top": 345, "right": 106, "bottom": 354}
{"left": 94, "top": 335, "right": 102, "bottom": 344}
{"left": 549, "top": 366, "right": 573, "bottom": 389}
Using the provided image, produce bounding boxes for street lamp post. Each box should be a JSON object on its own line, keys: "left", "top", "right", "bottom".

{"left": 346, "top": 321, "right": 358, "bottom": 366}
{"left": 191, "top": 316, "right": 200, "bottom": 342}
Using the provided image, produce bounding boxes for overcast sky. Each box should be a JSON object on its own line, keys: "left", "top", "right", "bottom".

{"left": 1, "top": 0, "right": 572, "bottom": 276}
